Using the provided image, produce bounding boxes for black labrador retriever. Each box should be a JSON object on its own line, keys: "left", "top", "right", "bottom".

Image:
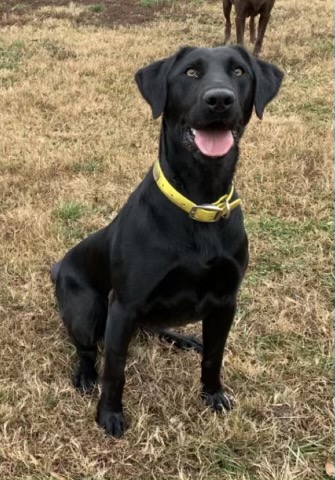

{"left": 51, "top": 45, "right": 283, "bottom": 438}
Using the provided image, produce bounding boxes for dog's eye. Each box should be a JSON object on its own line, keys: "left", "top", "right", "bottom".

{"left": 185, "top": 68, "right": 199, "bottom": 78}
{"left": 233, "top": 67, "right": 244, "bottom": 77}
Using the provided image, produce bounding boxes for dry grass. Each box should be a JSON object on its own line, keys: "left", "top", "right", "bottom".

{"left": 0, "top": 0, "right": 333, "bottom": 478}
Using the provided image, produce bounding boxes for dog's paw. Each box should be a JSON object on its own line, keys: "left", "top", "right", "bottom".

{"left": 202, "top": 389, "right": 234, "bottom": 412}
{"left": 96, "top": 405, "right": 127, "bottom": 438}
{"left": 72, "top": 364, "right": 97, "bottom": 394}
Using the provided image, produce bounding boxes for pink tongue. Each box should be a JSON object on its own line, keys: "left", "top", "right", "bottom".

{"left": 194, "top": 129, "right": 234, "bottom": 157}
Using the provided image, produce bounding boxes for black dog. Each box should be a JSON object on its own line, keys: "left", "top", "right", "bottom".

{"left": 51, "top": 45, "right": 283, "bottom": 438}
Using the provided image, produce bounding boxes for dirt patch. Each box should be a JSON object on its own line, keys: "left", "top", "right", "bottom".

{"left": 0, "top": 0, "right": 175, "bottom": 28}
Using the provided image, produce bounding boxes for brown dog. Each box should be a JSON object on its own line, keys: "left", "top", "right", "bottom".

{"left": 223, "top": 0, "right": 275, "bottom": 56}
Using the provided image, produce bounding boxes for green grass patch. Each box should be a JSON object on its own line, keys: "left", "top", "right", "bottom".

{"left": 44, "top": 393, "right": 59, "bottom": 410}
{"left": 297, "top": 100, "right": 332, "bottom": 123}
{"left": 12, "top": 3, "right": 28, "bottom": 11}
{"left": 248, "top": 216, "right": 333, "bottom": 238}
{"left": 138, "top": 0, "right": 169, "bottom": 6}
{"left": 53, "top": 201, "right": 86, "bottom": 223}
{"left": 0, "top": 41, "right": 24, "bottom": 70}
{"left": 312, "top": 37, "right": 333, "bottom": 55}
{"left": 0, "top": 40, "right": 25, "bottom": 88}
{"left": 88, "top": 4, "right": 105, "bottom": 13}
{"left": 0, "top": 76, "right": 16, "bottom": 88}
{"left": 245, "top": 216, "right": 333, "bottom": 281}
{"left": 254, "top": 333, "right": 333, "bottom": 376}
{"left": 71, "top": 158, "right": 102, "bottom": 174}
{"left": 256, "top": 333, "right": 288, "bottom": 352}
{"left": 291, "top": 339, "right": 334, "bottom": 375}
{"left": 211, "top": 444, "right": 258, "bottom": 478}
{"left": 290, "top": 436, "right": 330, "bottom": 460}
{"left": 246, "top": 216, "right": 333, "bottom": 247}
{"left": 52, "top": 201, "right": 102, "bottom": 244}
{"left": 139, "top": 0, "right": 159, "bottom": 6}
{"left": 267, "top": 79, "right": 332, "bottom": 124}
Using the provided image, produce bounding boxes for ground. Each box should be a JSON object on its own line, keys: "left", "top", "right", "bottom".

{"left": 0, "top": 0, "right": 176, "bottom": 27}
{"left": 0, "top": 0, "right": 333, "bottom": 479}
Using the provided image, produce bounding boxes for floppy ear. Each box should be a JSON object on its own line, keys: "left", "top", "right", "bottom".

{"left": 251, "top": 56, "right": 284, "bottom": 119}
{"left": 135, "top": 47, "right": 194, "bottom": 119}
{"left": 230, "top": 45, "right": 284, "bottom": 120}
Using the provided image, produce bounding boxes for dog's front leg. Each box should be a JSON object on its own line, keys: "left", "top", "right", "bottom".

{"left": 201, "top": 301, "right": 236, "bottom": 412}
{"left": 97, "top": 298, "right": 135, "bottom": 438}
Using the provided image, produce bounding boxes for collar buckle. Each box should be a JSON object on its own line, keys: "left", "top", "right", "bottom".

{"left": 189, "top": 204, "right": 223, "bottom": 222}
{"left": 222, "top": 199, "right": 231, "bottom": 219}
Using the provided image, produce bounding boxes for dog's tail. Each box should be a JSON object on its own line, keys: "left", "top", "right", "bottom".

{"left": 50, "top": 261, "right": 62, "bottom": 284}
{"left": 140, "top": 326, "right": 203, "bottom": 354}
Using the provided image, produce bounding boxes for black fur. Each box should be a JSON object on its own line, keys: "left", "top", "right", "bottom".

{"left": 52, "top": 46, "right": 283, "bottom": 437}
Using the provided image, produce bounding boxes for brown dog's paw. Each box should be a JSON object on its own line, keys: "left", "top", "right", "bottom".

{"left": 202, "top": 389, "right": 234, "bottom": 412}
{"left": 96, "top": 405, "right": 127, "bottom": 438}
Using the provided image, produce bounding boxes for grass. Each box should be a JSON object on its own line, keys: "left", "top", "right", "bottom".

{"left": 53, "top": 201, "right": 86, "bottom": 222}
{"left": 40, "top": 39, "right": 77, "bottom": 60}
{"left": 0, "top": 40, "right": 24, "bottom": 86}
{"left": 88, "top": 4, "right": 105, "bottom": 13}
{"left": 139, "top": 0, "right": 164, "bottom": 6}
{"left": 0, "top": 0, "right": 333, "bottom": 479}
{"left": 12, "top": 3, "right": 28, "bottom": 11}
{"left": 72, "top": 158, "right": 103, "bottom": 174}
{"left": 0, "top": 40, "right": 24, "bottom": 69}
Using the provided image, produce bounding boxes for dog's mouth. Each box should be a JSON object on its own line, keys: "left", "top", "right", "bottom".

{"left": 183, "top": 124, "right": 236, "bottom": 158}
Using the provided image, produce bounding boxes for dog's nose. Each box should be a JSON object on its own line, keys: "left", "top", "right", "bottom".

{"left": 203, "top": 88, "right": 235, "bottom": 111}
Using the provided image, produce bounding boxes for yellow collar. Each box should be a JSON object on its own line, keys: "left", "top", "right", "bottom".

{"left": 153, "top": 160, "right": 241, "bottom": 223}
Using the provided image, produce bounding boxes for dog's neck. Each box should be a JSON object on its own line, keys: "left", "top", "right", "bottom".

{"left": 159, "top": 118, "right": 239, "bottom": 205}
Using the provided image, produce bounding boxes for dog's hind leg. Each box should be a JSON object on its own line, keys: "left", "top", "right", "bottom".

{"left": 235, "top": 15, "right": 246, "bottom": 46}
{"left": 249, "top": 15, "right": 256, "bottom": 44}
{"left": 57, "top": 277, "right": 108, "bottom": 393}
{"left": 254, "top": 12, "right": 271, "bottom": 56}
{"left": 141, "top": 326, "right": 203, "bottom": 354}
{"left": 223, "top": 0, "right": 232, "bottom": 44}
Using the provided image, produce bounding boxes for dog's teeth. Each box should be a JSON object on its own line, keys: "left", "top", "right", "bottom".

{"left": 191, "top": 128, "right": 196, "bottom": 135}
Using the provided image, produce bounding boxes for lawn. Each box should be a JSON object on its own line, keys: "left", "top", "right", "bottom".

{"left": 0, "top": 0, "right": 333, "bottom": 479}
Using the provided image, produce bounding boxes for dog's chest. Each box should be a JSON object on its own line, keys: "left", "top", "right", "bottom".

{"left": 138, "top": 255, "right": 241, "bottom": 327}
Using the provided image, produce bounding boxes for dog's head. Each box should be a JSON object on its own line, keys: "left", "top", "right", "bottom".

{"left": 135, "top": 46, "right": 283, "bottom": 162}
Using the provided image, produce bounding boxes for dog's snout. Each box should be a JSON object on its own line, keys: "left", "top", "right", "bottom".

{"left": 203, "top": 88, "right": 235, "bottom": 111}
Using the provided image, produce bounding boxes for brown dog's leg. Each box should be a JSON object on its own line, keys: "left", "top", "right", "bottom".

{"left": 223, "top": 0, "right": 232, "bottom": 44}
{"left": 254, "top": 13, "right": 271, "bottom": 56}
{"left": 235, "top": 15, "right": 246, "bottom": 46}
{"left": 249, "top": 15, "right": 256, "bottom": 44}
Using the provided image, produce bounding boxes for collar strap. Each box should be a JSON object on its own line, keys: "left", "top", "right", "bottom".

{"left": 153, "top": 160, "right": 241, "bottom": 223}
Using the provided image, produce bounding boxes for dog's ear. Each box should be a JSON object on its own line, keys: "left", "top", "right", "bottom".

{"left": 230, "top": 45, "right": 284, "bottom": 120}
{"left": 135, "top": 47, "right": 194, "bottom": 119}
{"left": 251, "top": 56, "right": 284, "bottom": 119}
